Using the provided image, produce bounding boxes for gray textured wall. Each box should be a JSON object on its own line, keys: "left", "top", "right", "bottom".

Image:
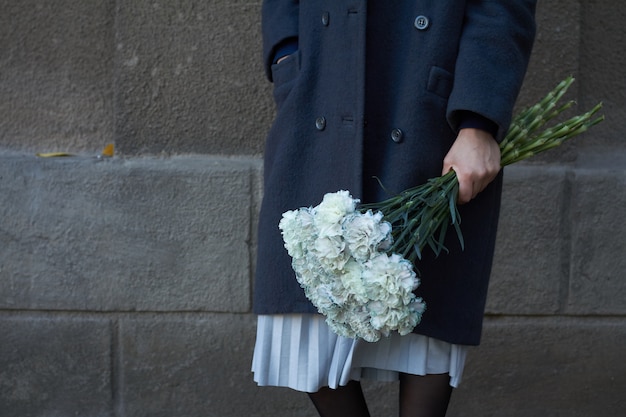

{"left": 1, "top": 1, "right": 625, "bottom": 416}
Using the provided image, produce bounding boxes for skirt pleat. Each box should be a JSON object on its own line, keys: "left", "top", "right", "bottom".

{"left": 252, "top": 314, "right": 467, "bottom": 393}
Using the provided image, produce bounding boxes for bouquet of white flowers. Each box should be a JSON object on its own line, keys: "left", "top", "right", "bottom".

{"left": 280, "top": 191, "right": 425, "bottom": 342}
{"left": 279, "top": 77, "right": 603, "bottom": 342}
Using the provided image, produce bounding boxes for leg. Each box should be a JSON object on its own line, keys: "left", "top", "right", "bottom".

{"left": 399, "top": 373, "right": 453, "bottom": 417}
{"left": 308, "top": 380, "right": 371, "bottom": 417}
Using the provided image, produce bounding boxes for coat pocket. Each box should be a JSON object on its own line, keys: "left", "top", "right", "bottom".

{"left": 271, "top": 50, "right": 300, "bottom": 109}
{"left": 427, "top": 66, "right": 454, "bottom": 99}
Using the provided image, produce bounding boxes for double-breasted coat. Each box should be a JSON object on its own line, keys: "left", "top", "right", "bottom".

{"left": 254, "top": 0, "right": 537, "bottom": 345}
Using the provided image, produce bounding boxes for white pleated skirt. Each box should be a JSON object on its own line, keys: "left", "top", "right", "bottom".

{"left": 251, "top": 314, "right": 468, "bottom": 393}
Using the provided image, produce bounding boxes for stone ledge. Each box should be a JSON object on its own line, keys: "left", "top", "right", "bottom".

{"left": 0, "top": 154, "right": 262, "bottom": 313}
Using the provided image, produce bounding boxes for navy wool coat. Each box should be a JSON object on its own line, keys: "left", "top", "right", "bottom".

{"left": 254, "top": 0, "right": 536, "bottom": 345}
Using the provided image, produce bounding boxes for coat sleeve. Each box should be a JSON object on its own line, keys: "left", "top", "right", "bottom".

{"left": 447, "top": 0, "right": 537, "bottom": 142}
{"left": 262, "top": 0, "right": 300, "bottom": 81}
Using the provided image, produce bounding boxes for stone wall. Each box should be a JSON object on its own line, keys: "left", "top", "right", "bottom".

{"left": 1, "top": 1, "right": 625, "bottom": 416}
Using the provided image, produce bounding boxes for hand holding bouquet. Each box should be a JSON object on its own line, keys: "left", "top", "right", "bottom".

{"left": 280, "top": 77, "right": 604, "bottom": 341}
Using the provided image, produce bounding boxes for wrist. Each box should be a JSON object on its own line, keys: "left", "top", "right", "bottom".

{"left": 273, "top": 37, "right": 298, "bottom": 64}
{"left": 458, "top": 111, "right": 498, "bottom": 138}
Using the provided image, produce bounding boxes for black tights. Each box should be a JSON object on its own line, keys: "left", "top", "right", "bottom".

{"left": 307, "top": 374, "right": 452, "bottom": 417}
{"left": 398, "top": 373, "right": 453, "bottom": 417}
{"left": 308, "top": 380, "right": 371, "bottom": 417}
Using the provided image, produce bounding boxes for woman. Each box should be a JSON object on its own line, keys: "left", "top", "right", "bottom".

{"left": 252, "top": 1, "right": 537, "bottom": 416}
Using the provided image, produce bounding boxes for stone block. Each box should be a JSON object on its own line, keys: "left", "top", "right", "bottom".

{"left": 0, "top": 0, "right": 115, "bottom": 153}
{"left": 567, "top": 168, "right": 626, "bottom": 314}
{"left": 488, "top": 166, "right": 568, "bottom": 314}
{"left": 0, "top": 154, "right": 260, "bottom": 312}
{"left": 0, "top": 313, "right": 112, "bottom": 417}
{"left": 448, "top": 317, "right": 626, "bottom": 417}
{"left": 119, "top": 313, "right": 266, "bottom": 417}
{"left": 114, "top": 0, "right": 273, "bottom": 156}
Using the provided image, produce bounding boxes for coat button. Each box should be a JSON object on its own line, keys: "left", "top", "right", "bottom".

{"left": 391, "top": 128, "right": 403, "bottom": 143}
{"left": 414, "top": 15, "right": 430, "bottom": 30}
{"left": 321, "top": 11, "right": 330, "bottom": 26}
{"left": 315, "top": 116, "right": 327, "bottom": 131}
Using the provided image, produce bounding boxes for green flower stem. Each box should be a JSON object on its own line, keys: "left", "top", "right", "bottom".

{"left": 359, "top": 77, "right": 604, "bottom": 261}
